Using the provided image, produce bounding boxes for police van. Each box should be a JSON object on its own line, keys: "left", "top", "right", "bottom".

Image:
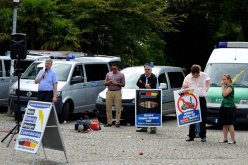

{"left": 8, "top": 56, "right": 121, "bottom": 122}
{"left": 0, "top": 54, "right": 48, "bottom": 108}
{"left": 204, "top": 42, "right": 248, "bottom": 124}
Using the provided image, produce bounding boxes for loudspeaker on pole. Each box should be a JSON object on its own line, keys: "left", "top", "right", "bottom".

{"left": 10, "top": 33, "right": 27, "bottom": 60}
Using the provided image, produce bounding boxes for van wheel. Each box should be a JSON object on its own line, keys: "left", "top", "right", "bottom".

{"left": 59, "top": 102, "right": 70, "bottom": 123}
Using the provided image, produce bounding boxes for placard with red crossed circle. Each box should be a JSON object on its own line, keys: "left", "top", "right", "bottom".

{"left": 173, "top": 88, "right": 202, "bottom": 127}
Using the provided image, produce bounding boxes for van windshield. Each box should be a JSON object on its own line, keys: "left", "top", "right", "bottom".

{"left": 22, "top": 62, "right": 72, "bottom": 81}
{"left": 122, "top": 72, "right": 142, "bottom": 89}
{"left": 205, "top": 63, "right": 248, "bottom": 87}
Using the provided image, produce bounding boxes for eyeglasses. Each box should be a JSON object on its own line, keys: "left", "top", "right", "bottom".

{"left": 112, "top": 68, "right": 117, "bottom": 70}
{"left": 145, "top": 69, "right": 150, "bottom": 70}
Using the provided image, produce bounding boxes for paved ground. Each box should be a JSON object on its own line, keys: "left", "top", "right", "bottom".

{"left": 0, "top": 110, "right": 248, "bottom": 165}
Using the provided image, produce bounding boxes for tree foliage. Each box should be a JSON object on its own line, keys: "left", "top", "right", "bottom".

{"left": 0, "top": 0, "right": 247, "bottom": 67}
{"left": 58, "top": 0, "right": 183, "bottom": 65}
{"left": 165, "top": 0, "right": 248, "bottom": 70}
{"left": 0, "top": 8, "right": 12, "bottom": 53}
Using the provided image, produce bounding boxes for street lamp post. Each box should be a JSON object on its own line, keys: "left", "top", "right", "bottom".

{"left": 8, "top": 0, "right": 20, "bottom": 116}
{"left": 10, "top": 0, "right": 20, "bottom": 83}
{"left": 2, "top": 0, "right": 21, "bottom": 146}
{"left": 12, "top": 0, "right": 20, "bottom": 34}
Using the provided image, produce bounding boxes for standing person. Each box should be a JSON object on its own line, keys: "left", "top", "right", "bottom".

{"left": 136, "top": 63, "right": 158, "bottom": 134}
{"left": 104, "top": 63, "right": 125, "bottom": 127}
{"left": 219, "top": 74, "right": 236, "bottom": 144}
{"left": 182, "top": 67, "right": 200, "bottom": 138}
{"left": 35, "top": 58, "right": 58, "bottom": 103}
{"left": 182, "top": 64, "right": 210, "bottom": 142}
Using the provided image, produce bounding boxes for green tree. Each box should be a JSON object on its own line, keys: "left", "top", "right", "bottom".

{"left": 17, "top": 0, "right": 55, "bottom": 49}
{"left": 61, "top": 0, "right": 183, "bottom": 66}
{"left": 165, "top": 0, "right": 248, "bottom": 70}
{"left": 41, "top": 18, "right": 81, "bottom": 51}
{"left": 0, "top": 7, "right": 12, "bottom": 54}
{"left": 205, "top": 0, "right": 247, "bottom": 41}
{"left": 18, "top": 0, "right": 80, "bottom": 51}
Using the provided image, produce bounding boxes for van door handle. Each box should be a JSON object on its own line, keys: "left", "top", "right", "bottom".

{"left": 82, "top": 84, "right": 87, "bottom": 86}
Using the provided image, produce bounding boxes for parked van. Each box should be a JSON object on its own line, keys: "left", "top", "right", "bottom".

{"left": 204, "top": 42, "right": 248, "bottom": 124}
{"left": 0, "top": 54, "right": 48, "bottom": 108}
{"left": 96, "top": 65, "right": 185, "bottom": 123}
{"left": 9, "top": 56, "right": 121, "bottom": 122}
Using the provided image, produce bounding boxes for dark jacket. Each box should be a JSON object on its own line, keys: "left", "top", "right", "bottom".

{"left": 136, "top": 73, "right": 157, "bottom": 89}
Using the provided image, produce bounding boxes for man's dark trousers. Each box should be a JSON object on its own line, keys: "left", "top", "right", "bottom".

{"left": 38, "top": 91, "right": 53, "bottom": 102}
{"left": 188, "top": 97, "right": 207, "bottom": 138}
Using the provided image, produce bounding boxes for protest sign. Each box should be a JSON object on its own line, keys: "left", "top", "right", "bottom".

{"left": 135, "top": 89, "right": 162, "bottom": 127}
{"left": 173, "top": 88, "right": 201, "bottom": 127}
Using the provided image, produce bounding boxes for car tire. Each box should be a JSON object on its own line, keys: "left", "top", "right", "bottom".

{"left": 59, "top": 102, "right": 70, "bottom": 123}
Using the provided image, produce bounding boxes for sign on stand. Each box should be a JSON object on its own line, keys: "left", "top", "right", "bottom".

{"left": 13, "top": 101, "right": 68, "bottom": 164}
{"left": 135, "top": 89, "right": 162, "bottom": 127}
{"left": 173, "top": 88, "right": 201, "bottom": 127}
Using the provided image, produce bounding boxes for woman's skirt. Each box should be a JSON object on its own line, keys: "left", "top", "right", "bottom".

{"left": 219, "top": 106, "right": 236, "bottom": 125}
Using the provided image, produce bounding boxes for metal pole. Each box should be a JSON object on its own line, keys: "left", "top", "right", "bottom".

{"left": 2, "top": 0, "right": 21, "bottom": 143}
{"left": 10, "top": 1, "right": 19, "bottom": 84}
{"left": 12, "top": 6, "right": 17, "bottom": 34}
{"left": 8, "top": 1, "right": 17, "bottom": 114}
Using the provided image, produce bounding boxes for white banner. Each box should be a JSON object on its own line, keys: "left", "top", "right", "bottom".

{"left": 173, "top": 88, "right": 201, "bottom": 127}
{"left": 15, "top": 101, "right": 52, "bottom": 153}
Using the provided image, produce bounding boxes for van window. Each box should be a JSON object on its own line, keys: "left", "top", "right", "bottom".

{"left": 158, "top": 73, "right": 168, "bottom": 84}
{"left": 123, "top": 72, "right": 141, "bottom": 89}
{"left": 15, "top": 60, "right": 33, "bottom": 76}
{"left": 22, "top": 62, "right": 43, "bottom": 79}
{"left": 52, "top": 63, "right": 71, "bottom": 81}
{"left": 168, "top": 72, "right": 184, "bottom": 88}
{"left": 205, "top": 63, "right": 248, "bottom": 87}
{"left": 3, "top": 60, "right": 10, "bottom": 77}
{"left": 3, "top": 60, "right": 33, "bottom": 77}
{"left": 72, "top": 65, "right": 84, "bottom": 78}
{"left": 85, "top": 64, "right": 108, "bottom": 81}
{"left": 22, "top": 62, "right": 71, "bottom": 81}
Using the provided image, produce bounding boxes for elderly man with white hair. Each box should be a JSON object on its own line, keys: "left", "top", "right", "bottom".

{"left": 136, "top": 63, "right": 158, "bottom": 134}
{"left": 35, "top": 58, "right": 58, "bottom": 103}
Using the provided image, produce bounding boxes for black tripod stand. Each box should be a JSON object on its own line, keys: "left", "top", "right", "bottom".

{"left": 1, "top": 58, "right": 22, "bottom": 147}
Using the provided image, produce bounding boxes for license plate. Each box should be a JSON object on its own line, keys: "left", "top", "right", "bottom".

{"left": 112, "top": 106, "right": 123, "bottom": 111}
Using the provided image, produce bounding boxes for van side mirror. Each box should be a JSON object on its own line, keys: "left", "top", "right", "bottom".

{"left": 158, "top": 83, "right": 167, "bottom": 89}
{"left": 71, "top": 76, "right": 83, "bottom": 84}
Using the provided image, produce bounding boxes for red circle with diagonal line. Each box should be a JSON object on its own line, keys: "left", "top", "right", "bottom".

{"left": 177, "top": 94, "right": 198, "bottom": 113}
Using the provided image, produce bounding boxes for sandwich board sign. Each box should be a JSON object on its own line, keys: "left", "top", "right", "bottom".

{"left": 173, "top": 88, "right": 201, "bottom": 127}
{"left": 13, "top": 101, "right": 68, "bottom": 164}
{"left": 135, "top": 89, "right": 162, "bottom": 127}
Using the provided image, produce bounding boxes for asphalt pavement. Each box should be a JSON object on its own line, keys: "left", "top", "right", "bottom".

{"left": 0, "top": 110, "right": 248, "bottom": 165}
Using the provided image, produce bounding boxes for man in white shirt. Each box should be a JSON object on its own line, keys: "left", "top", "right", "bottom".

{"left": 182, "top": 64, "right": 210, "bottom": 142}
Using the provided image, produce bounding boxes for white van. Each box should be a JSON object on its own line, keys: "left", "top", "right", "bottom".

{"left": 0, "top": 54, "right": 48, "bottom": 108}
{"left": 96, "top": 65, "right": 185, "bottom": 123}
{"left": 9, "top": 56, "right": 121, "bottom": 122}
{"left": 204, "top": 42, "right": 248, "bottom": 124}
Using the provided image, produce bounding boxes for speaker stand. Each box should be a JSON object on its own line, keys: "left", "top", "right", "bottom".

{"left": 1, "top": 58, "right": 22, "bottom": 147}
{"left": 1, "top": 122, "right": 20, "bottom": 147}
